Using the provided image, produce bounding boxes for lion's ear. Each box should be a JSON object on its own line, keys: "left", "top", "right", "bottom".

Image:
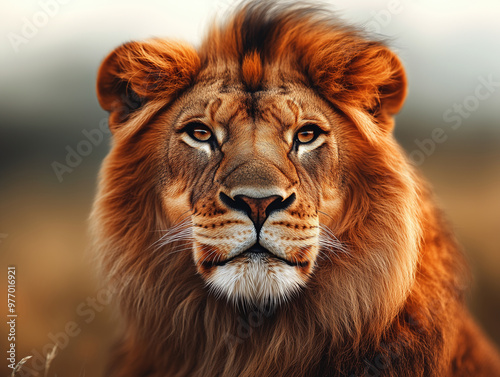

{"left": 310, "top": 43, "right": 407, "bottom": 139}
{"left": 346, "top": 45, "right": 407, "bottom": 129}
{"left": 96, "top": 39, "right": 200, "bottom": 130}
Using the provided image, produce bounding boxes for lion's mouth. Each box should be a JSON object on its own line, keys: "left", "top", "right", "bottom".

{"left": 201, "top": 244, "right": 309, "bottom": 268}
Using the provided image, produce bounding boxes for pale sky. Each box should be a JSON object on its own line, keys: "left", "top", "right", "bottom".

{"left": 1, "top": 0, "right": 499, "bottom": 130}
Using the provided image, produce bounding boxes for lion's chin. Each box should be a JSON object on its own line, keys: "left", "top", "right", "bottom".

{"left": 205, "top": 253, "right": 307, "bottom": 307}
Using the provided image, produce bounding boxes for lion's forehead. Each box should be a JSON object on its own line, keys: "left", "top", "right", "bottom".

{"left": 180, "top": 81, "right": 329, "bottom": 136}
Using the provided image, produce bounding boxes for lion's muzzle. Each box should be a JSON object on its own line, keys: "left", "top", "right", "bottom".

{"left": 219, "top": 192, "right": 295, "bottom": 232}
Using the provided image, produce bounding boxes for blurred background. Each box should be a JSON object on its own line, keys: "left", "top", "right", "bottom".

{"left": 1, "top": 0, "right": 499, "bottom": 375}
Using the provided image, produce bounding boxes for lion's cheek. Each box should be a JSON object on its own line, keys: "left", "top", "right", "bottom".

{"left": 160, "top": 182, "right": 192, "bottom": 223}
{"left": 319, "top": 193, "right": 344, "bottom": 230}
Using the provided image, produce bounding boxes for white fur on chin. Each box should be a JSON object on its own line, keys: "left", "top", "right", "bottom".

{"left": 206, "top": 254, "right": 306, "bottom": 308}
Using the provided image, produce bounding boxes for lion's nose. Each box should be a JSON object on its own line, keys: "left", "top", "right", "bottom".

{"left": 219, "top": 193, "right": 296, "bottom": 231}
{"left": 237, "top": 195, "right": 281, "bottom": 230}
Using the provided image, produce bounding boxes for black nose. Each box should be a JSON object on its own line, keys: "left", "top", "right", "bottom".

{"left": 219, "top": 192, "right": 296, "bottom": 231}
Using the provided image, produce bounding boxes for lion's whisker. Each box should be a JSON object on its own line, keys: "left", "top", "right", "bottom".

{"left": 152, "top": 218, "right": 193, "bottom": 251}
{"left": 318, "top": 224, "right": 348, "bottom": 255}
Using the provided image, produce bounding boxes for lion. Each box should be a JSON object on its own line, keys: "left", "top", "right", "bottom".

{"left": 91, "top": 2, "right": 500, "bottom": 376}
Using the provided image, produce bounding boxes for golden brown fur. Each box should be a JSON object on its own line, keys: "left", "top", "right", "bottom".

{"left": 91, "top": 2, "right": 500, "bottom": 376}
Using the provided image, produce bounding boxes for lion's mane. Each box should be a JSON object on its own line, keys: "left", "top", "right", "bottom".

{"left": 91, "top": 2, "right": 500, "bottom": 376}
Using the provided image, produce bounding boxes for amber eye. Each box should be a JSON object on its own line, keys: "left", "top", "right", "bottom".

{"left": 295, "top": 124, "right": 321, "bottom": 145}
{"left": 186, "top": 123, "right": 213, "bottom": 143}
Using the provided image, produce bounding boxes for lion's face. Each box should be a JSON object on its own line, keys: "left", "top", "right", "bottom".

{"left": 94, "top": 7, "right": 419, "bottom": 330}
{"left": 161, "top": 78, "right": 344, "bottom": 305}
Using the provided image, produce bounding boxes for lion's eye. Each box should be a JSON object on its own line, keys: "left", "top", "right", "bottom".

{"left": 185, "top": 123, "right": 213, "bottom": 143}
{"left": 295, "top": 124, "right": 321, "bottom": 145}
